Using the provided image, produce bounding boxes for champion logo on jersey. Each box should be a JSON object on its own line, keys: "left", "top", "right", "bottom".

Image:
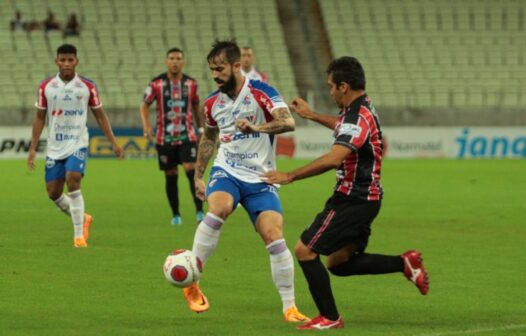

{"left": 76, "top": 95, "right": 83, "bottom": 100}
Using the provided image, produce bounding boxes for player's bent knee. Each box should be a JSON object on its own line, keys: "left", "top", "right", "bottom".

{"left": 294, "top": 241, "right": 317, "bottom": 261}
{"left": 207, "top": 206, "right": 233, "bottom": 220}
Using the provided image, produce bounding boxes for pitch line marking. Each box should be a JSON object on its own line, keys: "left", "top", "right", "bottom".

{"left": 414, "top": 324, "right": 526, "bottom": 336}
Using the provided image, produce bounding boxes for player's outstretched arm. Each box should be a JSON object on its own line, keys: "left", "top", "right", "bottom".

{"left": 27, "top": 109, "right": 46, "bottom": 170}
{"left": 261, "top": 144, "right": 351, "bottom": 185}
{"left": 291, "top": 97, "right": 339, "bottom": 130}
{"left": 236, "top": 107, "right": 295, "bottom": 135}
{"left": 91, "top": 107, "right": 124, "bottom": 159}
{"left": 194, "top": 126, "right": 219, "bottom": 200}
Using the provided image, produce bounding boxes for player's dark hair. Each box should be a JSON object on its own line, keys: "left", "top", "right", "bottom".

{"left": 207, "top": 39, "right": 240, "bottom": 64}
{"left": 167, "top": 47, "right": 184, "bottom": 57}
{"left": 56, "top": 43, "right": 77, "bottom": 56}
{"left": 327, "top": 56, "right": 366, "bottom": 90}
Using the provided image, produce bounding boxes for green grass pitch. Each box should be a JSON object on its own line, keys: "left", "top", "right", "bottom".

{"left": 1, "top": 158, "right": 525, "bottom": 335}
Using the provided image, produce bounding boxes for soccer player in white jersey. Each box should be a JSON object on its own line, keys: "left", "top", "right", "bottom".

{"left": 240, "top": 46, "right": 268, "bottom": 82}
{"left": 27, "top": 44, "right": 124, "bottom": 248}
{"left": 180, "top": 40, "right": 309, "bottom": 323}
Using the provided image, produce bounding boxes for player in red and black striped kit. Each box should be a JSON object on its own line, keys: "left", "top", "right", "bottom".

{"left": 140, "top": 48, "right": 204, "bottom": 225}
{"left": 262, "top": 57, "right": 429, "bottom": 330}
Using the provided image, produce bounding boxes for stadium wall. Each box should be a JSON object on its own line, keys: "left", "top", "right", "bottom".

{"left": 1, "top": 126, "right": 525, "bottom": 159}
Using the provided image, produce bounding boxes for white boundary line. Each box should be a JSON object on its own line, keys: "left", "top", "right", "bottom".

{"left": 414, "top": 324, "right": 526, "bottom": 336}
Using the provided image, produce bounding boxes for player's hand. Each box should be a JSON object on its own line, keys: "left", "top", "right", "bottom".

{"left": 235, "top": 119, "right": 258, "bottom": 133}
{"left": 113, "top": 143, "right": 125, "bottom": 159}
{"left": 260, "top": 170, "right": 293, "bottom": 185}
{"left": 290, "top": 97, "right": 315, "bottom": 120}
{"left": 143, "top": 126, "right": 153, "bottom": 140}
{"left": 27, "top": 149, "right": 37, "bottom": 171}
{"left": 194, "top": 178, "right": 206, "bottom": 201}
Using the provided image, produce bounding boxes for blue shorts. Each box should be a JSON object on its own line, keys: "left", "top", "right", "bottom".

{"left": 45, "top": 148, "right": 88, "bottom": 183}
{"left": 206, "top": 167, "right": 282, "bottom": 224}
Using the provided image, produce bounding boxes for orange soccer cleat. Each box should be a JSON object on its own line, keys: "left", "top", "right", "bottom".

{"left": 183, "top": 282, "right": 209, "bottom": 313}
{"left": 284, "top": 306, "right": 311, "bottom": 322}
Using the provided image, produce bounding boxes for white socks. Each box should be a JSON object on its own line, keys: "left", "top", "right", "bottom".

{"left": 68, "top": 190, "right": 85, "bottom": 238}
{"left": 266, "top": 239, "right": 295, "bottom": 312}
{"left": 53, "top": 193, "right": 71, "bottom": 215}
{"left": 192, "top": 212, "right": 224, "bottom": 265}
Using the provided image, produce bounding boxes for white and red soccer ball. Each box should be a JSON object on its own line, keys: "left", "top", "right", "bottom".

{"left": 163, "top": 249, "right": 203, "bottom": 288}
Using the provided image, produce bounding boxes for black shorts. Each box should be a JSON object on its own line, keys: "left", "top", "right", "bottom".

{"left": 301, "top": 193, "right": 381, "bottom": 256}
{"left": 156, "top": 142, "right": 197, "bottom": 170}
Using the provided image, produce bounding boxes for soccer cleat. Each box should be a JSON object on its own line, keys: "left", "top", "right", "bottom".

{"left": 196, "top": 211, "right": 205, "bottom": 223}
{"left": 183, "top": 283, "right": 209, "bottom": 313}
{"left": 74, "top": 237, "right": 87, "bottom": 248}
{"left": 171, "top": 215, "right": 182, "bottom": 226}
{"left": 297, "top": 315, "right": 344, "bottom": 330}
{"left": 401, "top": 250, "right": 429, "bottom": 295}
{"left": 284, "top": 306, "right": 311, "bottom": 322}
{"left": 83, "top": 213, "right": 93, "bottom": 241}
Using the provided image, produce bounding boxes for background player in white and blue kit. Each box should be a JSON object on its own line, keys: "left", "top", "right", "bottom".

{"left": 181, "top": 40, "right": 310, "bottom": 323}
{"left": 27, "top": 44, "right": 124, "bottom": 248}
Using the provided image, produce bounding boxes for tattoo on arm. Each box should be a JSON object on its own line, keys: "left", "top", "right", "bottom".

{"left": 257, "top": 107, "right": 295, "bottom": 134}
{"left": 195, "top": 127, "right": 218, "bottom": 179}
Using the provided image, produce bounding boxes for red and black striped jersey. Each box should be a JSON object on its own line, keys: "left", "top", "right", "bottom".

{"left": 333, "top": 94, "right": 383, "bottom": 201}
{"left": 143, "top": 73, "right": 200, "bottom": 145}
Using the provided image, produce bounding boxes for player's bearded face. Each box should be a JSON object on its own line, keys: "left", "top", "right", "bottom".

{"left": 214, "top": 68, "right": 236, "bottom": 94}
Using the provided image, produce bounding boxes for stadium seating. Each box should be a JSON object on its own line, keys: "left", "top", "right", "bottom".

{"left": 0, "top": 0, "right": 298, "bottom": 110}
{"left": 319, "top": 0, "right": 526, "bottom": 108}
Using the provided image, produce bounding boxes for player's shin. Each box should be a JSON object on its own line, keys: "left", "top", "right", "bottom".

{"left": 192, "top": 213, "right": 224, "bottom": 264}
{"left": 54, "top": 193, "right": 71, "bottom": 215}
{"left": 68, "top": 190, "right": 85, "bottom": 238}
{"left": 267, "top": 239, "right": 295, "bottom": 312}
{"left": 298, "top": 257, "right": 340, "bottom": 321}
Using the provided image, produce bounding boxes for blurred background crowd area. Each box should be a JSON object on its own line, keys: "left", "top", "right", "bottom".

{"left": 0, "top": 0, "right": 524, "bottom": 126}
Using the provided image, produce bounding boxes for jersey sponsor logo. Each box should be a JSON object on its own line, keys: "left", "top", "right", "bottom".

{"left": 167, "top": 99, "right": 186, "bottom": 108}
{"left": 55, "top": 133, "right": 80, "bottom": 141}
{"left": 223, "top": 149, "right": 259, "bottom": 161}
{"left": 217, "top": 99, "right": 226, "bottom": 108}
{"left": 63, "top": 109, "right": 84, "bottom": 116}
{"left": 219, "top": 132, "right": 260, "bottom": 143}
{"left": 338, "top": 123, "right": 362, "bottom": 137}
{"left": 51, "top": 109, "right": 63, "bottom": 116}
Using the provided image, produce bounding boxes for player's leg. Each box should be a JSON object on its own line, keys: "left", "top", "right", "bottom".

{"left": 45, "top": 157, "right": 69, "bottom": 213}
{"left": 156, "top": 144, "right": 181, "bottom": 225}
{"left": 64, "top": 149, "right": 88, "bottom": 247}
{"left": 295, "top": 241, "right": 344, "bottom": 330}
{"left": 325, "top": 200, "right": 429, "bottom": 294}
{"left": 295, "top": 198, "right": 343, "bottom": 328}
{"left": 180, "top": 142, "right": 204, "bottom": 222}
{"left": 182, "top": 162, "right": 204, "bottom": 222}
{"left": 242, "top": 185, "right": 309, "bottom": 322}
{"left": 192, "top": 169, "right": 240, "bottom": 265}
{"left": 183, "top": 168, "right": 239, "bottom": 313}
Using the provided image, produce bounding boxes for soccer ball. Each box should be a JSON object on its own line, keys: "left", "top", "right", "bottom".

{"left": 163, "top": 249, "right": 202, "bottom": 288}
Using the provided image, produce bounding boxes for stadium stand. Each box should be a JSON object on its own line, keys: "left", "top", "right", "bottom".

{"left": 319, "top": 0, "right": 526, "bottom": 108}
{"left": 0, "top": 0, "right": 298, "bottom": 112}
